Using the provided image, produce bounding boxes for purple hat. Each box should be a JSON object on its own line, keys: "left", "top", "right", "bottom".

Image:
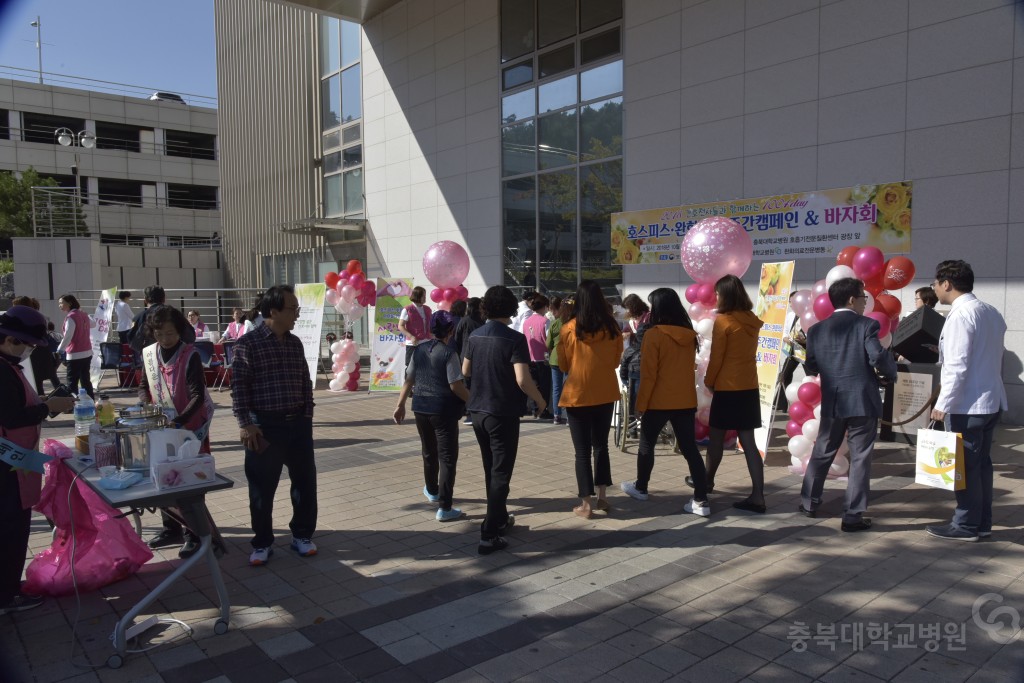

{"left": 430, "top": 310, "right": 455, "bottom": 338}
{"left": 0, "top": 306, "right": 48, "bottom": 347}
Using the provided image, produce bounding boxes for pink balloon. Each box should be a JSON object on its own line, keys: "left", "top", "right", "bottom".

{"left": 852, "top": 246, "right": 885, "bottom": 280}
{"left": 812, "top": 279, "right": 828, "bottom": 298}
{"left": 680, "top": 217, "right": 754, "bottom": 283}
{"left": 325, "top": 289, "right": 339, "bottom": 305}
{"left": 685, "top": 284, "right": 701, "bottom": 304}
{"left": 791, "top": 289, "right": 813, "bottom": 317}
{"left": 688, "top": 302, "right": 707, "bottom": 321}
{"left": 696, "top": 407, "right": 711, "bottom": 426}
{"left": 338, "top": 270, "right": 350, "bottom": 281}
{"left": 801, "top": 310, "right": 819, "bottom": 330}
{"left": 436, "top": 300, "right": 451, "bottom": 311}
{"left": 455, "top": 285, "right": 469, "bottom": 300}
{"left": 698, "top": 283, "right": 717, "bottom": 306}
{"left": 786, "top": 420, "right": 804, "bottom": 438}
{"left": 443, "top": 288, "right": 458, "bottom": 302}
{"left": 429, "top": 288, "right": 444, "bottom": 303}
{"left": 694, "top": 420, "right": 710, "bottom": 441}
{"left": 866, "top": 312, "right": 890, "bottom": 337}
{"left": 812, "top": 293, "right": 835, "bottom": 321}
{"left": 349, "top": 273, "right": 365, "bottom": 290}
{"left": 423, "top": 240, "right": 470, "bottom": 289}
{"left": 340, "top": 284, "right": 357, "bottom": 302}
{"left": 789, "top": 401, "right": 813, "bottom": 425}
{"left": 796, "top": 383, "right": 822, "bottom": 407}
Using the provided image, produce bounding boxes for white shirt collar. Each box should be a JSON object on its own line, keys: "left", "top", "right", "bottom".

{"left": 948, "top": 292, "right": 977, "bottom": 312}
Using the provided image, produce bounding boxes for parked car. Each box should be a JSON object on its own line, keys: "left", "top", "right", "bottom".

{"left": 149, "top": 92, "right": 186, "bottom": 105}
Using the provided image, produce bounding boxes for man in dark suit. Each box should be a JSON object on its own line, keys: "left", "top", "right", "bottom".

{"left": 799, "top": 278, "right": 897, "bottom": 532}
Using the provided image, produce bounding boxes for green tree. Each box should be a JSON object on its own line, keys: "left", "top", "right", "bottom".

{"left": 0, "top": 167, "right": 86, "bottom": 238}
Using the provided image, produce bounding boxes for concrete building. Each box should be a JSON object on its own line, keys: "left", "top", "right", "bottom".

{"left": 214, "top": 0, "right": 1023, "bottom": 422}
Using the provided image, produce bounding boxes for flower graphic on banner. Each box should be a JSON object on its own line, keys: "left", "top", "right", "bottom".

{"left": 849, "top": 181, "right": 913, "bottom": 250}
{"left": 616, "top": 239, "right": 641, "bottom": 264}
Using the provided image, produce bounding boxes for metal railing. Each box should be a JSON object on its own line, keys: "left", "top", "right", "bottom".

{"left": 0, "top": 65, "right": 217, "bottom": 108}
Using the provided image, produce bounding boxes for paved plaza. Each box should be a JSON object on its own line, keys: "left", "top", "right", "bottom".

{"left": 2, "top": 381, "right": 1023, "bottom": 683}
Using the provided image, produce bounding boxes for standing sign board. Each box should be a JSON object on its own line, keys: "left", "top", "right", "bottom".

{"left": 370, "top": 278, "right": 414, "bottom": 392}
{"left": 293, "top": 283, "right": 327, "bottom": 383}
{"left": 752, "top": 262, "right": 795, "bottom": 458}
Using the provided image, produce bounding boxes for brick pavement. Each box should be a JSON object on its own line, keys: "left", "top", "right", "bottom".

{"left": 2, "top": 380, "right": 1023, "bottom": 682}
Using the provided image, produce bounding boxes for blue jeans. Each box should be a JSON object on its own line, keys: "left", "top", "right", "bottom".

{"left": 550, "top": 366, "right": 566, "bottom": 418}
{"left": 946, "top": 412, "right": 999, "bottom": 533}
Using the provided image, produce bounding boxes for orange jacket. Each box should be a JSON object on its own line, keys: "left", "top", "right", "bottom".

{"left": 557, "top": 320, "right": 623, "bottom": 407}
{"left": 704, "top": 310, "right": 763, "bottom": 391}
{"left": 636, "top": 325, "right": 699, "bottom": 412}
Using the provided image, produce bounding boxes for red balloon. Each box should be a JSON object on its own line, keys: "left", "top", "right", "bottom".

{"left": 685, "top": 284, "right": 701, "bottom": 305}
{"left": 694, "top": 420, "right": 710, "bottom": 441}
{"left": 361, "top": 281, "right": 375, "bottom": 294}
{"left": 325, "top": 272, "right": 340, "bottom": 289}
{"left": 863, "top": 271, "right": 885, "bottom": 297}
{"left": 429, "top": 288, "right": 444, "bottom": 303}
{"left": 786, "top": 420, "right": 804, "bottom": 438}
{"left": 852, "top": 246, "right": 885, "bottom": 280}
{"left": 812, "top": 293, "right": 835, "bottom": 321}
{"left": 836, "top": 246, "right": 860, "bottom": 267}
{"left": 346, "top": 259, "right": 362, "bottom": 275}
{"left": 875, "top": 293, "right": 901, "bottom": 319}
{"left": 698, "top": 283, "right": 717, "bottom": 306}
{"left": 725, "top": 429, "right": 738, "bottom": 441}
{"left": 889, "top": 316, "right": 899, "bottom": 336}
{"left": 866, "top": 312, "right": 890, "bottom": 337}
{"left": 797, "top": 383, "right": 822, "bottom": 407}
{"left": 882, "top": 256, "right": 915, "bottom": 290}
{"left": 789, "top": 401, "right": 813, "bottom": 425}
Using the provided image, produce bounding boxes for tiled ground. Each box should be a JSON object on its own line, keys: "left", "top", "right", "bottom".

{"left": 2, "top": 379, "right": 1023, "bottom": 682}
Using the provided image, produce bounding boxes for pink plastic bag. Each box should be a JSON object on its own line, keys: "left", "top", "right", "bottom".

{"left": 23, "top": 439, "right": 153, "bottom": 597}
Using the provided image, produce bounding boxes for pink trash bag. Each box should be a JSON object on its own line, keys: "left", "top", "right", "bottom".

{"left": 24, "top": 439, "right": 153, "bottom": 597}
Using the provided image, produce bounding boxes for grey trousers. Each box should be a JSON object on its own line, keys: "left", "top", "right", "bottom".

{"left": 801, "top": 415, "right": 878, "bottom": 523}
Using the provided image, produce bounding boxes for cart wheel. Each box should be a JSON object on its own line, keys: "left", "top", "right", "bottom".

{"left": 107, "top": 654, "right": 123, "bottom": 669}
{"left": 214, "top": 619, "right": 229, "bottom": 635}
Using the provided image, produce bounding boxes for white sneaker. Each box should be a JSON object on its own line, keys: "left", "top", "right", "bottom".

{"left": 684, "top": 498, "right": 711, "bottom": 517}
{"left": 290, "top": 537, "right": 318, "bottom": 556}
{"left": 620, "top": 481, "right": 649, "bottom": 501}
{"left": 249, "top": 546, "right": 273, "bottom": 566}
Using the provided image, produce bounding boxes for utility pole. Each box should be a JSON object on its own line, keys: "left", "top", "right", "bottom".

{"left": 30, "top": 17, "right": 42, "bottom": 83}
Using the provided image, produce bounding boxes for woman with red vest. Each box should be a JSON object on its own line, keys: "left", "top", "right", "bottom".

{"left": 0, "top": 306, "right": 76, "bottom": 615}
{"left": 398, "top": 286, "right": 433, "bottom": 369}
{"left": 56, "top": 294, "right": 95, "bottom": 398}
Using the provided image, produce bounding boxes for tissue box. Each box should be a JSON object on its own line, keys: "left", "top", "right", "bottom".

{"left": 151, "top": 456, "right": 216, "bottom": 491}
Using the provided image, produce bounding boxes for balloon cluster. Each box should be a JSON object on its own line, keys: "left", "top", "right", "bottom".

{"left": 325, "top": 260, "right": 374, "bottom": 328}
{"left": 784, "top": 376, "right": 849, "bottom": 478}
{"left": 423, "top": 241, "right": 471, "bottom": 312}
{"left": 328, "top": 337, "right": 361, "bottom": 392}
{"left": 789, "top": 246, "right": 915, "bottom": 348}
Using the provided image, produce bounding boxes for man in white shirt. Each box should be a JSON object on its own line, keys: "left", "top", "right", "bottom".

{"left": 927, "top": 260, "right": 1007, "bottom": 543}
{"left": 510, "top": 291, "right": 538, "bottom": 332}
{"left": 114, "top": 291, "right": 134, "bottom": 345}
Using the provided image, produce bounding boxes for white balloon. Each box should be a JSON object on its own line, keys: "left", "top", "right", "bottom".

{"left": 826, "top": 265, "right": 856, "bottom": 288}
{"left": 329, "top": 378, "right": 343, "bottom": 391}
{"left": 785, "top": 383, "right": 801, "bottom": 405}
{"left": 698, "top": 342, "right": 712, "bottom": 359}
{"left": 332, "top": 353, "right": 342, "bottom": 363}
{"left": 788, "top": 435, "right": 813, "bottom": 460}
{"left": 696, "top": 390, "right": 712, "bottom": 409}
{"left": 863, "top": 290, "right": 875, "bottom": 314}
{"left": 342, "top": 362, "right": 356, "bottom": 373}
{"left": 330, "top": 341, "right": 342, "bottom": 354}
{"left": 348, "top": 303, "right": 364, "bottom": 318}
{"left": 813, "top": 404, "right": 822, "bottom": 420}
{"left": 879, "top": 333, "right": 892, "bottom": 348}
{"left": 790, "top": 454, "right": 805, "bottom": 470}
{"left": 801, "top": 418, "right": 820, "bottom": 440}
{"left": 801, "top": 375, "right": 817, "bottom": 385}
{"left": 696, "top": 318, "right": 714, "bottom": 338}
{"left": 830, "top": 454, "right": 850, "bottom": 476}
{"left": 837, "top": 438, "right": 850, "bottom": 459}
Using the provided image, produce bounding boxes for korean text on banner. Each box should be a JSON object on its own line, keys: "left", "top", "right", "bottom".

{"left": 753, "top": 262, "right": 795, "bottom": 459}
{"left": 610, "top": 182, "right": 912, "bottom": 265}
{"left": 370, "top": 278, "right": 414, "bottom": 392}
{"left": 293, "top": 283, "right": 327, "bottom": 384}
{"left": 915, "top": 427, "right": 965, "bottom": 491}
{"left": 89, "top": 288, "right": 118, "bottom": 388}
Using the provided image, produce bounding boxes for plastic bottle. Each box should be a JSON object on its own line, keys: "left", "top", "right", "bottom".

{"left": 74, "top": 389, "right": 96, "bottom": 437}
{"left": 96, "top": 393, "right": 116, "bottom": 427}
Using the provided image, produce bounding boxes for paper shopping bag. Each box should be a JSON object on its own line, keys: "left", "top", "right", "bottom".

{"left": 915, "top": 427, "right": 965, "bottom": 491}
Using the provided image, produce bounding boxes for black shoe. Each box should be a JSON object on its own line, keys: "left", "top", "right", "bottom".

{"left": 148, "top": 529, "right": 185, "bottom": 549}
{"left": 733, "top": 500, "right": 766, "bottom": 514}
{"left": 841, "top": 518, "right": 873, "bottom": 532}
{"left": 0, "top": 593, "right": 44, "bottom": 616}
{"left": 685, "top": 476, "right": 714, "bottom": 493}
{"left": 178, "top": 536, "right": 201, "bottom": 558}
{"left": 498, "top": 514, "right": 515, "bottom": 536}
{"left": 798, "top": 504, "right": 816, "bottom": 518}
{"left": 926, "top": 523, "right": 979, "bottom": 542}
{"left": 478, "top": 536, "right": 509, "bottom": 555}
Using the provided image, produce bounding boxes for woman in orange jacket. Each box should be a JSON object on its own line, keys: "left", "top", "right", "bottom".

{"left": 619, "top": 288, "right": 710, "bottom": 515}
{"left": 701, "top": 274, "right": 766, "bottom": 513}
{"left": 557, "top": 280, "right": 623, "bottom": 518}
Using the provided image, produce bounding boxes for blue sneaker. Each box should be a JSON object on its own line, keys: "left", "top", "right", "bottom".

{"left": 423, "top": 486, "right": 440, "bottom": 503}
{"left": 436, "top": 507, "right": 463, "bottom": 522}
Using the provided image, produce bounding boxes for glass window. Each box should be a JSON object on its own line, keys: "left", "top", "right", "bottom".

{"left": 580, "top": 159, "right": 622, "bottom": 290}
{"left": 503, "top": 61, "right": 533, "bottom": 91}
{"left": 323, "top": 130, "right": 341, "bottom": 151}
{"left": 539, "top": 44, "right": 575, "bottom": 79}
{"left": 580, "top": 27, "right": 620, "bottom": 65}
{"left": 320, "top": 17, "right": 340, "bottom": 76}
{"left": 580, "top": 59, "right": 621, "bottom": 102}
{"left": 501, "top": 0, "right": 535, "bottom": 63}
{"left": 539, "top": 0, "right": 576, "bottom": 48}
{"left": 539, "top": 74, "right": 576, "bottom": 113}
{"left": 323, "top": 151, "right": 341, "bottom": 175}
{"left": 341, "top": 20, "right": 360, "bottom": 67}
{"left": 344, "top": 169, "right": 363, "bottom": 214}
{"left": 342, "top": 145, "right": 362, "bottom": 169}
{"left": 502, "top": 88, "right": 535, "bottom": 124}
{"left": 342, "top": 123, "right": 361, "bottom": 144}
{"left": 324, "top": 174, "right": 342, "bottom": 217}
{"left": 580, "top": 0, "right": 622, "bottom": 33}
{"left": 503, "top": 177, "right": 537, "bottom": 290}
{"left": 539, "top": 170, "right": 578, "bottom": 294}
{"left": 580, "top": 96, "right": 621, "bottom": 161}
{"left": 502, "top": 120, "right": 536, "bottom": 177}
{"left": 341, "top": 65, "right": 361, "bottom": 122}
{"left": 321, "top": 75, "right": 341, "bottom": 130}
{"left": 538, "top": 110, "right": 577, "bottom": 170}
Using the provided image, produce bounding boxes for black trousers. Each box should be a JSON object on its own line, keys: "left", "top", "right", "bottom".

{"left": 66, "top": 356, "right": 94, "bottom": 398}
{"left": 118, "top": 330, "right": 130, "bottom": 345}
{"left": 243, "top": 416, "right": 317, "bottom": 548}
{"left": 636, "top": 408, "right": 708, "bottom": 501}
{"left": 416, "top": 412, "right": 459, "bottom": 510}
{"left": 471, "top": 413, "right": 520, "bottom": 540}
{"left": 0, "top": 468, "right": 31, "bottom": 604}
{"left": 566, "top": 403, "right": 614, "bottom": 497}
{"left": 527, "top": 361, "right": 552, "bottom": 417}
{"left": 29, "top": 347, "right": 61, "bottom": 395}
